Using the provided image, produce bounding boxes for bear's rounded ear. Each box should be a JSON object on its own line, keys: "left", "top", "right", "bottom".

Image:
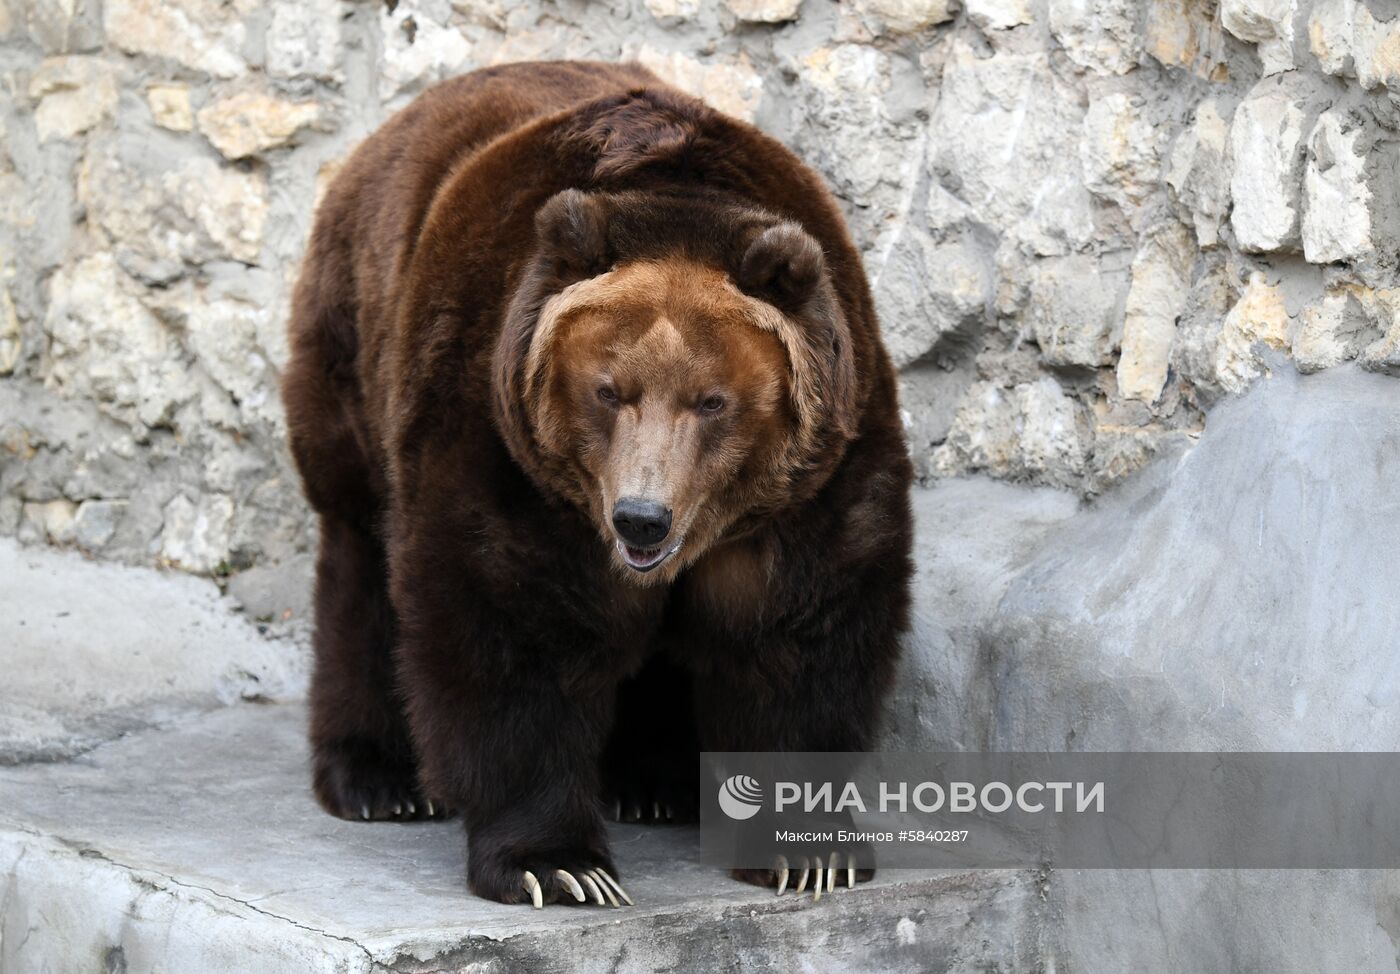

{"left": 535, "top": 189, "right": 610, "bottom": 278}
{"left": 736, "top": 223, "right": 825, "bottom": 310}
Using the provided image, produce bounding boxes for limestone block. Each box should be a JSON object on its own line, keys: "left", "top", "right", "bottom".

{"left": 966, "top": 0, "right": 1030, "bottom": 31}
{"left": 1117, "top": 224, "right": 1195, "bottom": 402}
{"left": 0, "top": 285, "right": 18, "bottom": 375}
{"left": 1359, "top": 320, "right": 1400, "bottom": 375}
{"left": 1165, "top": 98, "right": 1233, "bottom": 247}
{"left": 1308, "top": 0, "right": 1354, "bottom": 76}
{"left": 28, "top": 55, "right": 118, "bottom": 141}
{"left": 170, "top": 159, "right": 270, "bottom": 265}
{"left": 266, "top": 0, "right": 346, "bottom": 82}
{"left": 929, "top": 41, "right": 1092, "bottom": 255}
{"left": 1144, "top": 0, "right": 1231, "bottom": 79}
{"left": 1172, "top": 260, "right": 1241, "bottom": 395}
{"left": 71, "top": 499, "right": 126, "bottom": 551}
{"left": 797, "top": 44, "right": 912, "bottom": 209}
{"left": 24, "top": 0, "right": 104, "bottom": 53}
{"left": 19, "top": 499, "right": 76, "bottom": 545}
{"left": 103, "top": 0, "right": 245, "bottom": 78}
{"left": 1221, "top": 0, "right": 1296, "bottom": 75}
{"left": 1307, "top": 0, "right": 1400, "bottom": 88}
{"left": 197, "top": 89, "right": 321, "bottom": 160}
{"left": 154, "top": 280, "right": 285, "bottom": 429}
{"left": 874, "top": 228, "right": 989, "bottom": 367}
{"left": 1025, "top": 254, "right": 1126, "bottom": 368}
{"left": 850, "top": 0, "right": 955, "bottom": 33}
{"left": 378, "top": 0, "right": 471, "bottom": 100}
{"left": 160, "top": 492, "right": 235, "bottom": 573}
{"left": 1048, "top": 0, "right": 1141, "bottom": 75}
{"left": 42, "top": 253, "right": 198, "bottom": 429}
{"left": 645, "top": 0, "right": 700, "bottom": 20}
{"left": 80, "top": 138, "right": 270, "bottom": 280}
{"left": 146, "top": 83, "right": 193, "bottom": 132}
{"left": 313, "top": 155, "right": 347, "bottom": 210}
{"left": 1292, "top": 290, "right": 1380, "bottom": 372}
{"left": 1215, "top": 272, "right": 1291, "bottom": 393}
{"left": 725, "top": 0, "right": 803, "bottom": 23}
{"left": 635, "top": 47, "right": 764, "bottom": 122}
{"left": 1229, "top": 74, "right": 1328, "bottom": 252}
{"left": 1348, "top": 0, "right": 1400, "bottom": 89}
{"left": 1080, "top": 92, "right": 1161, "bottom": 214}
{"left": 932, "top": 377, "right": 1090, "bottom": 487}
{"left": 1301, "top": 108, "right": 1400, "bottom": 267}
{"left": 1354, "top": 291, "right": 1400, "bottom": 375}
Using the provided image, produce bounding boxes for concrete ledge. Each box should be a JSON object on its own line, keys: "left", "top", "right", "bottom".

{"left": 0, "top": 704, "right": 1053, "bottom": 973}
{"left": 7, "top": 365, "right": 1394, "bottom": 971}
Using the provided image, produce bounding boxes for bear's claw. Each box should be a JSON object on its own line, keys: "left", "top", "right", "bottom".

{"left": 556, "top": 869, "right": 587, "bottom": 903}
{"left": 315, "top": 740, "right": 454, "bottom": 823}
{"left": 358, "top": 797, "right": 450, "bottom": 822}
{"left": 519, "top": 866, "right": 633, "bottom": 909}
{"left": 600, "top": 867, "right": 635, "bottom": 904}
{"left": 580, "top": 871, "right": 605, "bottom": 905}
{"left": 773, "top": 852, "right": 859, "bottom": 900}
{"left": 612, "top": 800, "right": 675, "bottom": 823}
{"left": 593, "top": 870, "right": 621, "bottom": 906}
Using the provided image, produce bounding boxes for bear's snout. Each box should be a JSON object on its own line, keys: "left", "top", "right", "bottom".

{"left": 611, "top": 497, "right": 672, "bottom": 549}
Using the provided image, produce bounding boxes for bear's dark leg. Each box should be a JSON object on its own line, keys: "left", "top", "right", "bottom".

{"left": 693, "top": 619, "right": 891, "bottom": 895}
{"left": 690, "top": 546, "right": 909, "bottom": 896}
{"left": 309, "top": 516, "right": 440, "bottom": 822}
{"left": 394, "top": 568, "right": 638, "bottom": 908}
{"left": 601, "top": 654, "right": 699, "bottom": 824}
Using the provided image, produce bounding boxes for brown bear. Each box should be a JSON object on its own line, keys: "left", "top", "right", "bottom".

{"left": 282, "top": 60, "right": 913, "bottom": 908}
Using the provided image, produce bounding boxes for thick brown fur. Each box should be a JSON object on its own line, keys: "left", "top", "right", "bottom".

{"left": 282, "top": 61, "right": 914, "bottom": 905}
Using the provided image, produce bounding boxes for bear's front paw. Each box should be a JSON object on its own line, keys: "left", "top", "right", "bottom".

{"left": 731, "top": 852, "right": 875, "bottom": 902}
{"left": 470, "top": 850, "right": 633, "bottom": 909}
{"left": 313, "top": 738, "right": 452, "bottom": 822}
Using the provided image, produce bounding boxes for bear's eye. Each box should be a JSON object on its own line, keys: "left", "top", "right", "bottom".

{"left": 597, "top": 385, "right": 619, "bottom": 405}
{"left": 699, "top": 395, "right": 726, "bottom": 415}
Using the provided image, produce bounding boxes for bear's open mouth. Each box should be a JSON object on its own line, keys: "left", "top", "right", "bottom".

{"left": 615, "top": 538, "right": 683, "bottom": 573}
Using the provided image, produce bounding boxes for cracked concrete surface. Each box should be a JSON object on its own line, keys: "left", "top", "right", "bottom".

{"left": 0, "top": 706, "right": 1051, "bottom": 973}
{"left": 0, "top": 473, "right": 1065, "bottom": 972}
{"left": 3, "top": 364, "right": 1398, "bottom": 970}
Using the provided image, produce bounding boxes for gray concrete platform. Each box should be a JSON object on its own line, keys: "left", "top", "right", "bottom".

{"left": 0, "top": 704, "right": 1052, "bottom": 973}
{"left": 5, "top": 364, "right": 1398, "bottom": 971}
{"left": 0, "top": 491, "right": 1068, "bottom": 972}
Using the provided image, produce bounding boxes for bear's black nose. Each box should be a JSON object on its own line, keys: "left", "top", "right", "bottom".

{"left": 612, "top": 498, "right": 672, "bottom": 548}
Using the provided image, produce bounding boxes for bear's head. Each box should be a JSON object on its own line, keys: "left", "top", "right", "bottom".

{"left": 494, "top": 189, "right": 857, "bottom": 584}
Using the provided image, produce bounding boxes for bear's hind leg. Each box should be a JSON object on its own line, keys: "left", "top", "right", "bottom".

{"left": 310, "top": 516, "right": 444, "bottom": 822}
{"left": 601, "top": 654, "right": 700, "bottom": 824}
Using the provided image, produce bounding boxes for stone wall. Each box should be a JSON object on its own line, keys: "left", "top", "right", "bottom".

{"left": 2, "top": 0, "right": 1398, "bottom": 577}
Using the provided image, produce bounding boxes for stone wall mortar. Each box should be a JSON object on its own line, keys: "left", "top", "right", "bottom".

{"left": 1, "top": 0, "right": 1396, "bottom": 577}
